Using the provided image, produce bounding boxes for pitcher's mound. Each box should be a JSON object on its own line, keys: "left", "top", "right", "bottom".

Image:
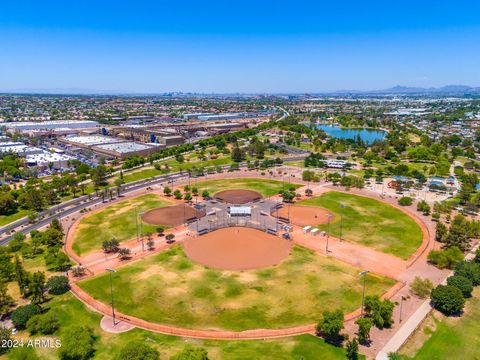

{"left": 142, "top": 204, "right": 205, "bottom": 227}
{"left": 274, "top": 205, "right": 333, "bottom": 227}
{"left": 214, "top": 190, "right": 262, "bottom": 204}
{"left": 184, "top": 227, "right": 291, "bottom": 270}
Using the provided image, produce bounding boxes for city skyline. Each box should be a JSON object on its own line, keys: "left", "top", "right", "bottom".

{"left": 1, "top": 0, "right": 479, "bottom": 93}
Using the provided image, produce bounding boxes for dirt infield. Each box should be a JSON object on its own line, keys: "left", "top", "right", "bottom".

{"left": 183, "top": 227, "right": 291, "bottom": 270}
{"left": 142, "top": 204, "right": 205, "bottom": 227}
{"left": 274, "top": 205, "right": 333, "bottom": 227}
{"left": 214, "top": 189, "right": 262, "bottom": 204}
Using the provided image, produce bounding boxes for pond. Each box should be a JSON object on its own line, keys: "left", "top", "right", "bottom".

{"left": 316, "top": 124, "right": 386, "bottom": 144}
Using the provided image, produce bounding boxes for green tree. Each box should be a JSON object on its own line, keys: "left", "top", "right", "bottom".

{"left": 355, "top": 317, "right": 374, "bottom": 344}
{"left": 14, "top": 255, "right": 29, "bottom": 297}
{"left": 11, "top": 304, "right": 41, "bottom": 330}
{"left": 231, "top": 143, "right": 244, "bottom": 163}
{"left": 27, "top": 312, "right": 59, "bottom": 335}
{"left": 364, "top": 295, "right": 395, "bottom": 329}
{"left": 431, "top": 285, "right": 465, "bottom": 315}
{"left": 29, "top": 271, "right": 46, "bottom": 305}
{"left": 115, "top": 341, "right": 159, "bottom": 360}
{"left": 0, "top": 281, "right": 13, "bottom": 318}
{"left": 60, "top": 325, "right": 95, "bottom": 360}
{"left": 447, "top": 275, "right": 473, "bottom": 298}
{"left": 345, "top": 337, "right": 359, "bottom": 360}
{"left": 163, "top": 186, "right": 172, "bottom": 196}
{"left": 454, "top": 260, "right": 480, "bottom": 286}
{"left": 315, "top": 309, "right": 344, "bottom": 342}
{"left": 46, "top": 276, "right": 70, "bottom": 295}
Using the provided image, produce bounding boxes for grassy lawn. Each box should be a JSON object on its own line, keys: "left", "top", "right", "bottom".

{"left": 121, "top": 155, "right": 233, "bottom": 184}
{"left": 187, "top": 178, "right": 301, "bottom": 198}
{"left": 6, "top": 293, "right": 357, "bottom": 360}
{"left": 78, "top": 245, "right": 394, "bottom": 331}
{"left": 0, "top": 209, "right": 29, "bottom": 228}
{"left": 72, "top": 194, "right": 173, "bottom": 256}
{"left": 399, "top": 288, "right": 480, "bottom": 360}
{"left": 299, "top": 191, "right": 423, "bottom": 259}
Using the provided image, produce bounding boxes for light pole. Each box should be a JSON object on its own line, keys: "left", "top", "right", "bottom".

{"left": 135, "top": 206, "right": 139, "bottom": 243}
{"left": 107, "top": 268, "right": 117, "bottom": 326}
{"left": 326, "top": 213, "right": 333, "bottom": 253}
{"left": 359, "top": 270, "right": 369, "bottom": 317}
{"left": 139, "top": 212, "right": 145, "bottom": 251}
{"left": 339, "top": 204, "right": 345, "bottom": 241}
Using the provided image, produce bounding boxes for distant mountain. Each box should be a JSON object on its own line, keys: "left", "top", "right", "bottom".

{"left": 369, "top": 85, "right": 479, "bottom": 95}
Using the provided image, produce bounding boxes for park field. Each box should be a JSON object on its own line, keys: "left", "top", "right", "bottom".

{"left": 399, "top": 288, "right": 480, "bottom": 360}
{"left": 299, "top": 191, "right": 423, "bottom": 259}
{"left": 186, "top": 178, "right": 301, "bottom": 198}
{"left": 78, "top": 245, "right": 394, "bottom": 331}
{"left": 6, "top": 293, "right": 360, "bottom": 360}
{"left": 120, "top": 155, "right": 233, "bottom": 184}
{"left": 72, "top": 194, "right": 172, "bottom": 256}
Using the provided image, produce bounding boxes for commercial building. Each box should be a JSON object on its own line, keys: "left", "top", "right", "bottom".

{"left": 4, "top": 120, "right": 99, "bottom": 132}
{"left": 26, "top": 152, "right": 73, "bottom": 170}
{"left": 92, "top": 142, "right": 163, "bottom": 159}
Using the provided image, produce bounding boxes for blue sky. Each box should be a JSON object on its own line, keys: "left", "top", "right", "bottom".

{"left": 1, "top": 0, "right": 479, "bottom": 93}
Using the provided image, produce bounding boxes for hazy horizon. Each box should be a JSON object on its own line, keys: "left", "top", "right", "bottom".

{"left": 1, "top": 0, "right": 479, "bottom": 93}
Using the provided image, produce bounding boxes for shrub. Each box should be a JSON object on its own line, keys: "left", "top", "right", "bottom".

{"left": 170, "top": 345, "right": 209, "bottom": 360}
{"left": 427, "top": 246, "right": 464, "bottom": 269}
{"left": 47, "top": 276, "right": 70, "bottom": 295}
{"left": 60, "top": 326, "right": 95, "bottom": 360}
{"left": 11, "top": 304, "right": 41, "bottom": 330}
{"left": 27, "top": 312, "right": 59, "bottom": 335}
{"left": 0, "top": 328, "right": 11, "bottom": 355}
{"left": 410, "top": 277, "right": 434, "bottom": 299}
{"left": 431, "top": 285, "right": 465, "bottom": 315}
{"left": 454, "top": 261, "right": 480, "bottom": 286}
{"left": 447, "top": 275, "right": 473, "bottom": 298}
{"left": 116, "top": 341, "right": 159, "bottom": 360}
{"left": 398, "top": 197, "right": 413, "bottom": 206}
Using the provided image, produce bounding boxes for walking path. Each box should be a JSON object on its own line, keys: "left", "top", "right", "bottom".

{"left": 59, "top": 170, "right": 447, "bottom": 356}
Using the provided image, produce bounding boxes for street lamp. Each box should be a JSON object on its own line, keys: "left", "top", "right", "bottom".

{"left": 359, "top": 270, "right": 369, "bottom": 317}
{"left": 139, "top": 212, "right": 145, "bottom": 251}
{"left": 326, "top": 213, "right": 333, "bottom": 253}
{"left": 135, "top": 206, "right": 139, "bottom": 243}
{"left": 106, "top": 268, "right": 117, "bottom": 326}
{"left": 339, "top": 204, "right": 345, "bottom": 241}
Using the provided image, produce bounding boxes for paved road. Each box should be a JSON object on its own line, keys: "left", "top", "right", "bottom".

{"left": 0, "top": 155, "right": 307, "bottom": 245}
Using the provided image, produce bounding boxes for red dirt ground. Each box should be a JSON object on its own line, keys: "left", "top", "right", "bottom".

{"left": 142, "top": 204, "right": 205, "bottom": 227}
{"left": 214, "top": 189, "right": 262, "bottom": 204}
{"left": 274, "top": 205, "right": 333, "bottom": 227}
{"left": 183, "top": 227, "right": 291, "bottom": 270}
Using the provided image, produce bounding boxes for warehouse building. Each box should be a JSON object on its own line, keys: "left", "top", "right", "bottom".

{"left": 4, "top": 120, "right": 99, "bottom": 132}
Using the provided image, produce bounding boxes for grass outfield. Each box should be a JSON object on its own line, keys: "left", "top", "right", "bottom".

{"left": 78, "top": 245, "right": 394, "bottom": 331}
{"left": 7, "top": 293, "right": 359, "bottom": 360}
{"left": 186, "top": 178, "right": 301, "bottom": 198}
{"left": 299, "top": 191, "right": 423, "bottom": 259}
{"left": 399, "top": 288, "right": 480, "bottom": 360}
{"left": 72, "top": 194, "right": 172, "bottom": 256}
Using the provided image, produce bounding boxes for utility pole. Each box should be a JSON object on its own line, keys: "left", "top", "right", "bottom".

{"left": 107, "top": 268, "right": 117, "bottom": 326}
